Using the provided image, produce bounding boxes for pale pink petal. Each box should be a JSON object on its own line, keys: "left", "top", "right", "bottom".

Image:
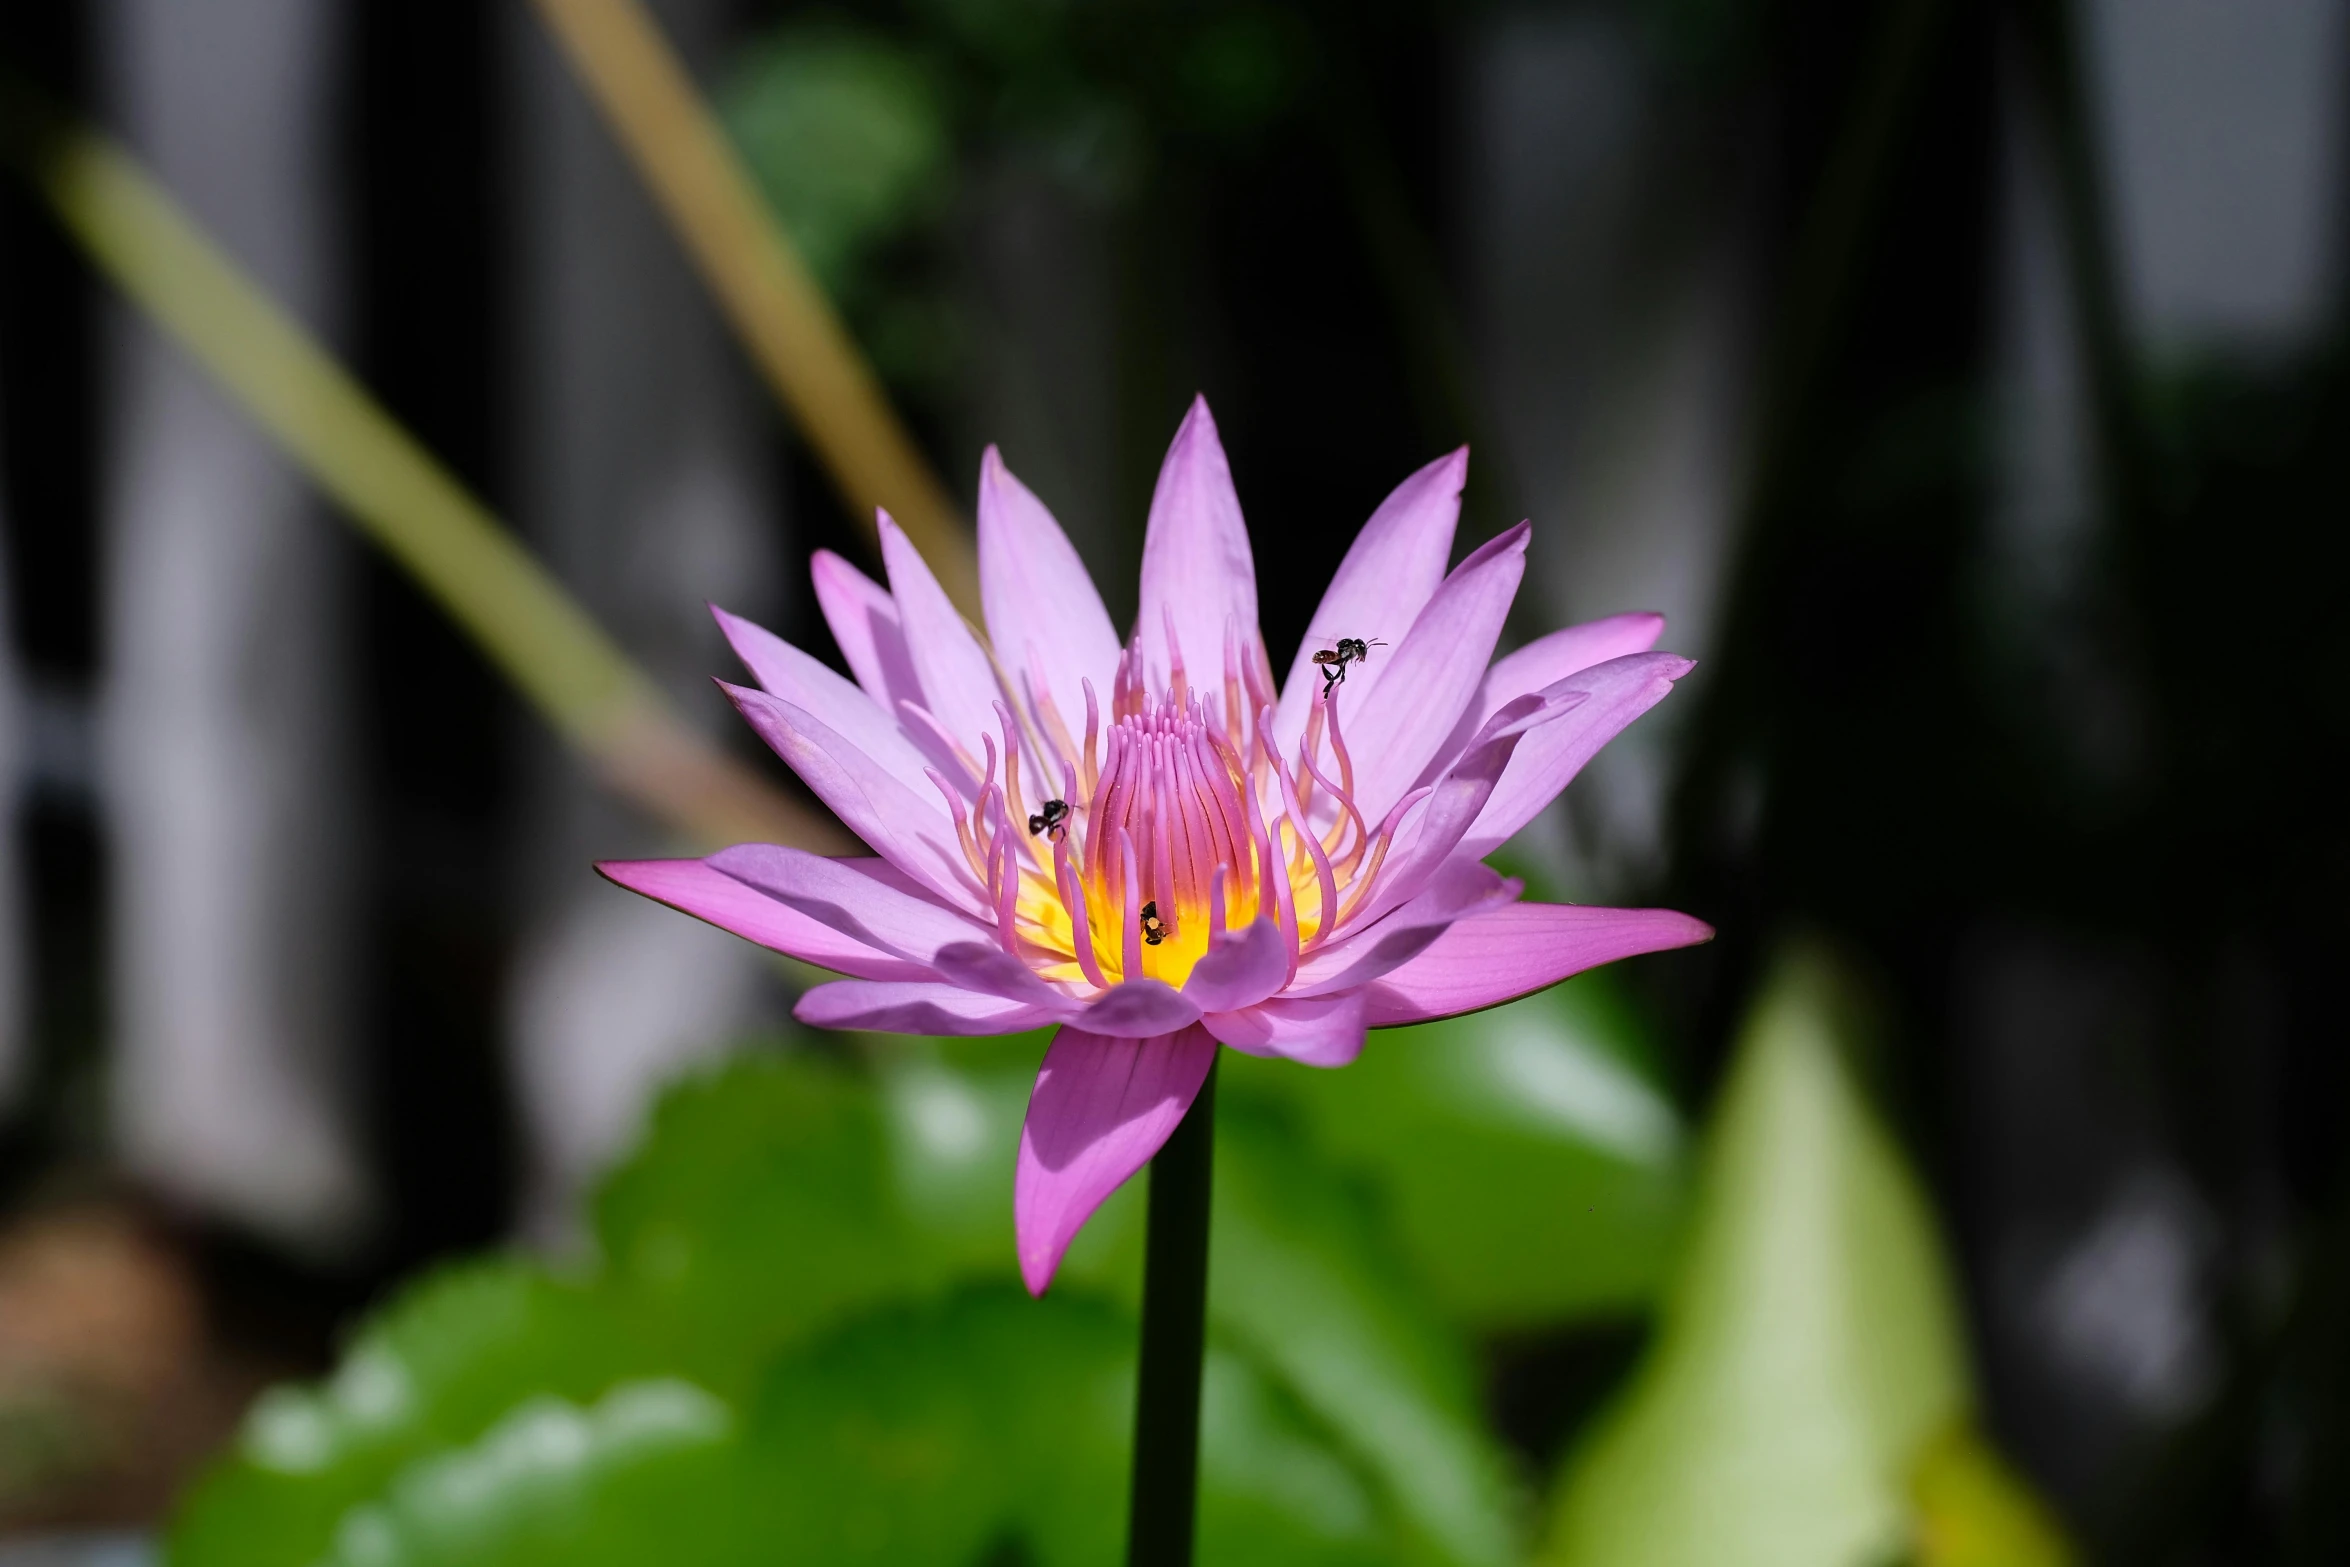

{"left": 1076, "top": 979, "right": 1201, "bottom": 1037}
{"left": 1362, "top": 903, "right": 1714, "bottom": 1027}
{"left": 927, "top": 941, "right": 1204, "bottom": 1036}
{"left": 1416, "top": 611, "right": 1667, "bottom": 785}
{"left": 1340, "top": 692, "right": 1563, "bottom": 935}
{"left": 722, "top": 681, "right": 984, "bottom": 916}
{"left": 1204, "top": 990, "right": 1367, "bottom": 1068}
{"left": 1181, "top": 916, "right": 1290, "bottom": 1013}
{"left": 704, "top": 844, "right": 992, "bottom": 963}
{"left": 795, "top": 979, "right": 1057, "bottom": 1035}
{"left": 1273, "top": 449, "right": 1465, "bottom": 751}
{"left": 712, "top": 607, "right": 935, "bottom": 797}
{"left": 977, "top": 448, "right": 1121, "bottom": 741}
{"left": 878, "top": 513, "right": 1007, "bottom": 764}
{"left": 595, "top": 858, "right": 932, "bottom": 982}
{"left": 1458, "top": 651, "right": 1693, "bottom": 859}
{"left": 1287, "top": 858, "right": 1517, "bottom": 997}
{"left": 1015, "top": 1024, "right": 1220, "bottom": 1295}
{"left": 1137, "top": 397, "right": 1255, "bottom": 690}
{"left": 809, "top": 549, "right": 923, "bottom": 719}
{"left": 1343, "top": 522, "right": 1530, "bottom": 826}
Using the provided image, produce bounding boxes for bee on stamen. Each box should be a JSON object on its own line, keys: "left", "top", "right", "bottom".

{"left": 1139, "top": 900, "right": 1169, "bottom": 946}
{"left": 1027, "top": 798, "right": 1070, "bottom": 839}
{"left": 1312, "top": 636, "right": 1387, "bottom": 696}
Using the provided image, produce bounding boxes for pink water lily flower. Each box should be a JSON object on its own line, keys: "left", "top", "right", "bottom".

{"left": 600, "top": 398, "right": 1711, "bottom": 1294}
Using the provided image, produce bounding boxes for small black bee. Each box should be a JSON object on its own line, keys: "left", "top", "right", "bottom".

{"left": 1312, "top": 636, "right": 1387, "bottom": 696}
{"left": 1139, "top": 900, "right": 1169, "bottom": 946}
{"left": 1027, "top": 798, "right": 1070, "bottom": 839}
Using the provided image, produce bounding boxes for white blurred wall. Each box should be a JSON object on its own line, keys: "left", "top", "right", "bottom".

{"left": 99, "top": 0, "right": 369, "bottom": 1248}
{"left": 503, "top": 0, "right": 788, "bottom": 1238}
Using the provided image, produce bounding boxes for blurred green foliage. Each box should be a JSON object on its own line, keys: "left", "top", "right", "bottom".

{"left": 166, "top": 962, "right": 2068, "bottom": 1566}
{"left": 173, "top": 977, "right": 1681, "bottom": 1567}
{"left": 1541, "top": 948, "right": 2068, "bottom": 1567}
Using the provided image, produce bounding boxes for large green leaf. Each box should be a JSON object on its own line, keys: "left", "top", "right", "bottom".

{"left": 1540, "top": 947, "right": 1975, "bottom": 1566}
{"left": 308, "top": 1380, "right": 745, "bottom": 1567}
{"left": 171, "top": 1037, "right": 1512, "bottom": 1567}
{"left": 170, "top": 1263, "right": 647, "bottom": 1567}
{"left": 740, "top": 1285, "right": 1398, "bottom": 1567}
{"left": 1227, "top": 972, "right": 1690, "bottom": 1329}
{"left": 1202, "top": 1098, "right": 1523, "bottom": 1567}
{"left": 250, "top": 1289, "right": 1405, "bottom": 1567}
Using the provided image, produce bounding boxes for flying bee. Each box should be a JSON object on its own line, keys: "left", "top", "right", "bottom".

{"left": 1139, "top": 900, "right": 1169, "bottom": 946}
{"left": 1313, "top": 636, "right": 1387, "bottom": 696}
{"left": 1027, "top": 798, "right": 1070, "bottom": 840}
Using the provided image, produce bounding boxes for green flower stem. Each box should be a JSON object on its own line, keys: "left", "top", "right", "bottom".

{"left": 1127, "top": 1057, "right": 1218, "bottom": 1567}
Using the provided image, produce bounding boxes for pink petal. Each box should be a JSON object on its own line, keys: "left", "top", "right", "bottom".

{"left": 1137, "top": 397, "right": 1255, "bottom": 691}
{"left": 1181, "top": 916, "right": 1290, "bottom": 1013}
{"left": 712, "top": 606, "right": 935, "bottom": 797}
{"left": 1273, "top": 449, "right": 1465, "bottom": 751}
{"left": 1343, "top": 522, "right": 1530, "bottom": 826}
{"left": 1362, "top": 902, "right": 1714, "bottom": 1027}
{"left": 1076, "top": 979, "right": 1201, "bottom": 1037}
{"left": 1340, "top": 694, "right": 1560, "bottom": 935}
{"left": 1287, "top": 858, "right": 1517, "bottom": 997}
{"left": 595, "top": 858, "right": 933, "bottom": 982}
{"left": 1015, "top": 1024, "right": 1221, "bottom": 1295}
{"left": 977, "top": 448, "right": 1121, "bottom": 743}
{"left": 879, "top": 512, "right": 1006, "bottom": 764}
{"left": 1458, "top": 651, "right": 1694, "bottom": 859}
{"left": 810, "top": 549, "right": 924, "bottom": 720}
{"left": 1204, "top": 990, "right": 1368, "bottom": 1067}
{"left": 795, "top": 979, "right": 1057, "bottom": 1035}
{"left": 703, "top": 844, "right": 992, "bottom": 964}
{"left": 1417, "top": 611, "right": 1667, "bottom": 785}
{"left": 722, "top": 681, "right": 984, "bottom": 916}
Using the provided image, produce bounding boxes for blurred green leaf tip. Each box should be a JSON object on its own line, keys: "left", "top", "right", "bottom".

{"left": 1542, "top": 943, "right": 2073, "bottom": 1567}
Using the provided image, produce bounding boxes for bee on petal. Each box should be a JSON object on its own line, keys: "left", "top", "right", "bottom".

{"left": 1139, "top": 900, "right": 1169, "bottom": 946}
{"left": 1312, "top": 636, "right": 1386, "bottom": 697}
{"left": 1028, "top": 798, "right": 1070, "bottom": 840}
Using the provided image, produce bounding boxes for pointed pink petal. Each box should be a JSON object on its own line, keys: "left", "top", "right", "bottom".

{"left": 1137, "top": 397, "right": 1255, "bottom": 690}
{"left": 1487, "top": 612, "right": 1666, "bottom": 697}
{"left": 1181, "top": 916, "right": 1290, "bottom": 1013}
{"left": 703, "top": 844, "right": 992, "bottom": 963}
{"left": 926, "top": 941, "right": 1203, "bottom": 1036}
{"left": 1416, "top": 611, "right": 1668, "bottom": 785}
{"left": 1341, "top": 693, "right": 1560, "bottom": 935}
{"left": 713, "top": 606, "right": 935, "bottom": 797}
{"left": 1343, "top": 522, "right": 1530, "bottom": 826}
{"left": 1458, "top": 651, "right": 1693, "bottom": 859}
{"left": 1015, "top": 1024, "right": 1220, "bottom": 1294}
{"left": 722, "top": 681, "right": 984, "bottom": 916}
{"left": 794, "top": 979, "right": 1056, "bottom": 1035}
{"left": 1362, "top": 902, "right": 1714, "bottom": 1027}
{"left": 596, "top": 858, "right": 933, "bottom": 981}
{"left": 978, "top": 448, "right": 1121, "bottom": 741}
{"left": 1204, "top": 990, "right": 1367, "bottom": 1068}
{"left": 1076, "top": 979, "right": 1201, "bottom": 1036}
{"left": 879, "top": 513, "right": 1006, "bottom": 764}
{"left": 1288, "top": 858, "right": 1517, "bottom": 997}
{"left": 810, "top": 549, "right": 924, "bottom": 718}
{"left": 1273, "top": 448, "right": 1465, "bottom": 751}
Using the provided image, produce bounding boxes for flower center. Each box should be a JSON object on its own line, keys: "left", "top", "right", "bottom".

{"left": 935, "top": 632, "right": 1423, "bottom": 991}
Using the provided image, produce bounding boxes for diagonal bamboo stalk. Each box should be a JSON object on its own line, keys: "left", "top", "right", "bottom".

{"left": 529, "top": 0, "right": 981, "bottom": 616}
{"left": 3, "top": 92, "right": 843, "bottom": 855}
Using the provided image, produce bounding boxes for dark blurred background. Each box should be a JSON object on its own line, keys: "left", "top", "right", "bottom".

{"left": 0, "top": 0, "right": 2345, "bottom": 1560}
